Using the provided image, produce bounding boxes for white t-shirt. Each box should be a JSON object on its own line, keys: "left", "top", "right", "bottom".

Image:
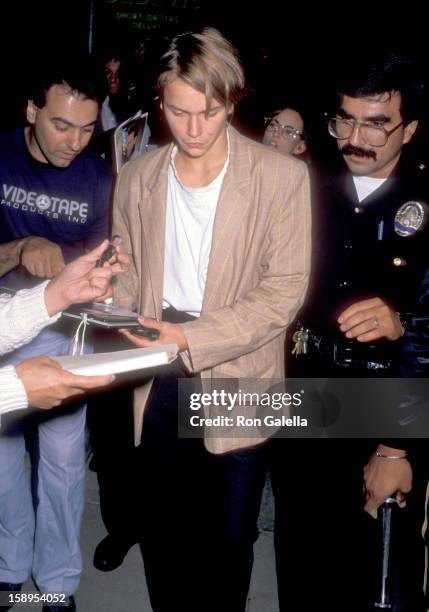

{"left": 162, "top": 144, "right": 230, "bottom": 317}
{"left": 353, "top": 175, "right": 387, "bottom": 203}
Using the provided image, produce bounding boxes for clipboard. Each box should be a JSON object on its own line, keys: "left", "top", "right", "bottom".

{"left": 63, "top": 302, "right": 141, "bottom": 328}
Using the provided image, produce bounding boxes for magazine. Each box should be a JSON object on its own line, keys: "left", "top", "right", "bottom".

{"left": 113, "top": 109, "right": 151, "bottom": 173}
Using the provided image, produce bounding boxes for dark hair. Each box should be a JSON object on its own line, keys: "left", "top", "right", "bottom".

{"left": 337, "top": 49, "right": 424, "bottom": 124}
{"left": 29, "top": 54, "right": 101, "bottom": 108}
{"left": 157, "top": 27, "right": 246, "bottom": 109}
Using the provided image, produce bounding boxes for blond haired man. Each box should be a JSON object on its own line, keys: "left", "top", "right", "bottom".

{"left": 113, "top": 28, "right": 311, "bottom": 611}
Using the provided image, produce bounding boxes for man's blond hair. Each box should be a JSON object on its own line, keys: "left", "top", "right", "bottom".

{"left": 157, "top": 27, "right": 246, "bottom": 110}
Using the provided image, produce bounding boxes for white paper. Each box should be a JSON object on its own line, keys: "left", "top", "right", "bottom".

{"left": 55, "top": 344, "right": 178, "bottom": 376}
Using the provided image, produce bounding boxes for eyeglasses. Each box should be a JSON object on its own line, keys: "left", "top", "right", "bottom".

{"left": 328, "top": 117, "right": 404, "bottom": 147}
{"left": 264, "top": 117, "right": 303, "bottom": 140}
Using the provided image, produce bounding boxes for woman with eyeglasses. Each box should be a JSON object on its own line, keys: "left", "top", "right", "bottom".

{"left": 263, "top": 106, "right": 307, "bottom": 157}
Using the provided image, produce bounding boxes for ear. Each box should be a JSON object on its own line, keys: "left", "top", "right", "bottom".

{"left": 294, "top": 140, "right": 307, "bottom": 155}
{"left": 159, "top": 98, "right": 164, "bottom": 112}
{"left": 26, "top": 100, "right": 37, "bottom": 125}
{"left": 403, "top": 119, "right": 418, "bottom": 144}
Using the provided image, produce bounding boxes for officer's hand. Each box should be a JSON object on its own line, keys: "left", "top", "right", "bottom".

{"left": 120, "top": 317, "right": 189, "bottom": 352}
{"left": 15, "top": 356, "right": 115, "bottom": 409}
{"left": 21, "top": 237, "right": 65, "bottom": 278}
{"left": 338, "top": 297, "right": 404, "bottom": 342}
{"left": 363, "top": 445, "right": 411, "bottom": 518}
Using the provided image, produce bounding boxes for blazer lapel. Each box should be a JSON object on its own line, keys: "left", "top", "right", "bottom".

{"left": 138, "top": 147, "right": 171, "bottom": 319}
{"left": 202, "top": 128, "right": 253, "bottom": 311}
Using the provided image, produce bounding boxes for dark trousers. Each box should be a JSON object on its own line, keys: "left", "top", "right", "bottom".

{"left": 140, "top": 383, "right": 269, "bottom": 610}
{"left": 270, "top": 438, "right": 428, "bottom": 612}
{"left": 270, "top": 439, "right": 377, "bottom": 611}
{"left": 270, "top": 344, "right": 427, "bottom": 612}
{"left": 87, "top": 331, "right": 144, "bottom": 545}
{"left": 271, "top": 349, "right": 428, "bottom": 612}
{"left": 139, "top": 308, "right": 268, "bottom": 612}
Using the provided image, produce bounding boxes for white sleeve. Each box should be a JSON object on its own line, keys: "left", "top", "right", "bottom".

{"left": 0, "top": 281, "right": 62, "bottom": 357}
{"left": 0, "top": 365, "right": 28, "bottom": 428}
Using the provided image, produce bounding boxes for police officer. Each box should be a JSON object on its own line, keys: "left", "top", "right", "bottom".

{"left": 270, "top": 50, "right": 428, "bottom": 612}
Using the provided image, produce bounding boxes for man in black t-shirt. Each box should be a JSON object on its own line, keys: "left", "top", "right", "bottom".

{"left": 0, "top": 57, "right": 112, "bottom": 612}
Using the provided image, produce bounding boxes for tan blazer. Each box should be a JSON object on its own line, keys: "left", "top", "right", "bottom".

{"left": 112, "top": 127, "right": 311, "bottom": 454}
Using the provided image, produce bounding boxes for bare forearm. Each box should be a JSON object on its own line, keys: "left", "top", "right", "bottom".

{"left": 0, "top": 238, "right": 29, "bottom": 276}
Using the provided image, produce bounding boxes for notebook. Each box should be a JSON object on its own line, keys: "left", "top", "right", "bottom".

{"left": 55, "top": 344, "right": 178, "bottom": 376}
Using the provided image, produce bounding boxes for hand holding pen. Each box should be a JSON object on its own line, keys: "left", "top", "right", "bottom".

{"left": 96, "top": 235, "right": 123, "bottom": 268}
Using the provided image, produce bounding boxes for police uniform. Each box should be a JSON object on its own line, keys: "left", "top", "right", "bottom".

{"left": 270, "top": 159, "right": 429, "bottom": 612}
{"left": 399, "top": 266, "right": 429, "bottom": 605}
{"left": 295, "top": 159, "right": 429, "bottom": 373}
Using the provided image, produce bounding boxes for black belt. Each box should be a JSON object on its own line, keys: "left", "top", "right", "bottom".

{"left": 162, "top": 306, "right": 197, "bottom": 324}
{"left": 292, "top": 323, "right": 393, "bottom": 372}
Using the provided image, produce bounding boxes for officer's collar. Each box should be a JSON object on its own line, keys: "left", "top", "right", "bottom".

{"left": 343, "top": 157, "right": 404, "bottom": 206}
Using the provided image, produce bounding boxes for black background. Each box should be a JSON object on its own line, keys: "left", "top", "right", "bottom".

{"left": 1, "top": 1, "right": 428, "bottom": 164}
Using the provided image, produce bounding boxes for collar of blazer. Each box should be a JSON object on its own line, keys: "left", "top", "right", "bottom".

{"left": 138, "top": 127, "right": 256, "bottom": 316}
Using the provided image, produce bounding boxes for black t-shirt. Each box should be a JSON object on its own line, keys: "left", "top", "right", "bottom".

{"left": 0, "top": 128, "right": 112, "bottom": 288}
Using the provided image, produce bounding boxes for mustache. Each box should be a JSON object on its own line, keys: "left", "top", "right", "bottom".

{"left": 340, "top": 143, "right": 377, "bottom": 160}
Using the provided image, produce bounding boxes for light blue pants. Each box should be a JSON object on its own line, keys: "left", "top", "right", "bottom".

{"left": 0, "top": 327, "right": 87, "bottom": 595}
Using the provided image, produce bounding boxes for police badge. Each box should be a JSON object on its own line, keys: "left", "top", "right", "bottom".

{"left": 394, "top": 201, "right": 426, "bottom": 237}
